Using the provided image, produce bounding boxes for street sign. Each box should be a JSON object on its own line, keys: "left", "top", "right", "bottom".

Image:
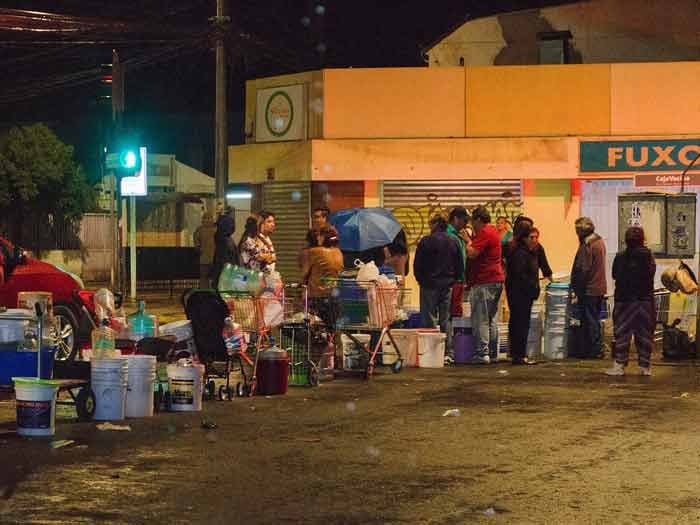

{"left": 635, "top": 173, "right": 700, "bottom": 188}
{"left": 120, "top": 147, "right": 148, "bottom": 196}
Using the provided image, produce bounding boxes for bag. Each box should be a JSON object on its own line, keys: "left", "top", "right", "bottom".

{"left": 662, "top": 319, "right": 695, "bottom": 360}
{"left": 676, "top": 262, "right": 698, "bottom": 294}
{"left": 355, "top": 259, "right": 380, "bottom": 284}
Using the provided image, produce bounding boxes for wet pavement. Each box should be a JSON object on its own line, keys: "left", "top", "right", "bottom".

{"left": 2, "top": 357, "right": 700, "bottom": 524}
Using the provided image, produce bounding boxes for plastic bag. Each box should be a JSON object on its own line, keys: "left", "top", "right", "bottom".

{"left": 263, "top": 271, "right": 284, "bottom": 297}
{"left": 218, "top": 264, "right": 251, "bottom": 292}
{"left": 677, "top": 262, "right": 698, "bottom": 294}
{"left": 94, "top": 288, "right": 115, "bottom": 320}
{"left": 355, "top": 259, "right": 380, "bottom": 284}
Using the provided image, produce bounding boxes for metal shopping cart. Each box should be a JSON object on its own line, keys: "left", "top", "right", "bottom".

{"left": 332, "top": 278, "right": 409, "bottom": 379}
{"left": 654, "top": 289, "right": 697, "bottom": 360}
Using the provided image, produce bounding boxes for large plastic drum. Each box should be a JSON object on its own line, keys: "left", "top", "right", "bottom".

{"left": 544, "top": 283, "right": 570, "bottom": 360}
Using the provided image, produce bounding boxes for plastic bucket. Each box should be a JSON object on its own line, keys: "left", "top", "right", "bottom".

{"left": 418, "top": 332, "right": 446, "bottom": 368}
{"left": 12, "top": 377, "right": 60, "bottom": 437}
{"left": 543, "top": 322, "right": 568, "bottom": 360}
{"left": 340, "top": 334, "right": 371, "bottom": 370}
{"left": 91, "top": 358, "right": 128, "bottom": 421}
{"left": 126, "top": 355, "right": 157, "bottom": 418}
{"left": 381, "top": 329, "right": 420, "bottom": 367}
{"left": 453, "top": 333, "right": 475, "bottom": 364}
{"left": 167, "top": 363, "right": 205, "bottom": 412}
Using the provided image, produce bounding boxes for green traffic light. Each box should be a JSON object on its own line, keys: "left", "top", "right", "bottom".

{"left": 119, "top": 150, "right": 138, "bottom": 169}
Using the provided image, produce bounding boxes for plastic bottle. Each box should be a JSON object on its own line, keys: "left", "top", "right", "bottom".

{"left": 127, "top": 300, "right": 155, "bottom": 341}
{"left": 92, "top": 319, "right": 116, "bottom": 359}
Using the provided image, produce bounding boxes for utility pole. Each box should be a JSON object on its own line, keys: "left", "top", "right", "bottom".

{"left": 112, "top": 49, "right": 126, "bottom": 297}
{"left": 211, "top": 0, "right": 230, "bottom": 207}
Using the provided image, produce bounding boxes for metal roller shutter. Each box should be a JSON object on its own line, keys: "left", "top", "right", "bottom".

{"left": 262, "top": 182, "right": 310, "bottom": 283}
{"left": 382, "top": 180, "right": 522, "bottom": 248}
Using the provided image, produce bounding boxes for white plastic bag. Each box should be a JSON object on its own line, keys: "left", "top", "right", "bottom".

{"left": 355, "top": 259, "right": 380, "bottom": 284}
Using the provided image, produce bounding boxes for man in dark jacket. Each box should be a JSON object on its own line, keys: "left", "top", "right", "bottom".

{"left": 211, "top": 207, "right": 240, "bottom": 288}
{"left": 571, "top": 217, "right": 607, "bottom": 359}
{"left": 414, "top": 214, "right": 463, "bottom": 334}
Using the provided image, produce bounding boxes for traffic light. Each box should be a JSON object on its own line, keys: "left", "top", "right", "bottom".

{"left": 118, "top": 148, "right": 140, "bottom": 171}
{"left": 98, "top": 62, "right": 113, "bottom": 103}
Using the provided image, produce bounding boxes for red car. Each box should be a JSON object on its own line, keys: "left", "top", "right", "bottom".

{"left": 0, "top": 237, "right": 99, "bottom": 361}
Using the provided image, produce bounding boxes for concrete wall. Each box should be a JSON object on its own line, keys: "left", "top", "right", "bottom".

{"left": 428, "top": 0, "right": 700, "bottom": 67}
{"left": 229, "top": 141, "right": 312, "bottom": 184}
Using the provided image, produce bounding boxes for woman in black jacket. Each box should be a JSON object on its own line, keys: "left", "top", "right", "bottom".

{"left": 505, "top": 222, "right": 540, "bottom": 365}
{"left": 605, "top": 226, "right": 656, "bottom": 376}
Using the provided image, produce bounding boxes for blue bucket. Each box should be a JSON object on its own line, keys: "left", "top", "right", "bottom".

{"left": 0, "top": 347, "right": 56, "bottom": 387}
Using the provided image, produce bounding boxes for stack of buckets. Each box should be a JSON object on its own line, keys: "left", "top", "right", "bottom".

{"left": 544, "top": 282, "right": 570, "bottom": 360}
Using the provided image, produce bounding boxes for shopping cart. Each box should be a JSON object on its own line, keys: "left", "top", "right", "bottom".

{"left": 220, "top": 288, "right": 286, "bottom": 397}
{"left": 281, "top": 284, "right": 335, "bottom": 387}
{"left": 654, "top": 289, "right": 697, "bottom": 360}
{"left": 331, "top": 278, "right": 409, "bottom": 379}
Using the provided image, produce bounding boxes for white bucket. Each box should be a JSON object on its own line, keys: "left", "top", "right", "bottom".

{"left": 160, "top": 320, "right": 197, "bottom": 356}
{"left": 418, "top": 332, "right": 446, "bottom": 368}
{"left": 126, "top": 355, "right": 157, "bottom": 418}
{"left": 340, "top": 334, "right": 372, "bottom": 370}
{"left": 12, "top": 378, "right": 60, "bottom": 437}
{"left": 543, "top": 322, "right": 568, "bottom": 360}
{"left": 382, "top": 329, "right": 420, "bottom": 367}
{"left": 91, "top": 357, "right": 128, "bottom": 421}
{"left": 167, "top": 363, "right": 205, "bottom": 412}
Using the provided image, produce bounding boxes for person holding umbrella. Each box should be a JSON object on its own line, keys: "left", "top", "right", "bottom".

{"left": 329, "top": 207, "right": 403, "bottom": 268}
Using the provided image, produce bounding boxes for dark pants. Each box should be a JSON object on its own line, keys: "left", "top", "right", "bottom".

{"left": 199, "top": 264, "right": 212, "bottom": 289}
{"left": 507, "top": 290, "right": 533, "bottom": 361}
{"left": 579, "top": 295, "right": 603, "bottom": 358}
{"left": 613, "top": 300, "right": 655, "bottom": 368}
{"left": 420, "top": 286, "right": 451, "bottom": 333}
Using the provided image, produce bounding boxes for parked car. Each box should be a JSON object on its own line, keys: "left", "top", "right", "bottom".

{"left": 0, "top": 236, "right": 100, "bottom": 361}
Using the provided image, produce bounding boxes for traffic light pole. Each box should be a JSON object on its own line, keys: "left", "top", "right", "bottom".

{"left": 129, "top": 196, "right": 136, "bottom": 300}
{"left": 212, "top": 0, "right": 230, "bottom": 206}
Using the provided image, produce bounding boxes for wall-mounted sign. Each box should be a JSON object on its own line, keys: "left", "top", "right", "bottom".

{"left": 635, "top": 173, "right": 700, "bottom": 188}
{"left": 255, "top": 84, "right": 306, "bottom": 143}
{"left": 581, "top": 139, "right": 700, "bottom": 173}
{"left": 120, "top": 147, "right": 148, "bottom": 196}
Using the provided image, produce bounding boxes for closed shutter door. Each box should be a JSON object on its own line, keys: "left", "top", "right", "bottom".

{"left": 382, "top": 180, "right": 522, "bottom": 248}
{"left": 262, "top": 182, "right": 310, "bottom": 283}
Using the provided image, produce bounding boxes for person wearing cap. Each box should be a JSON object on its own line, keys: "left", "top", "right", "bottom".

{"left": 444, "top": 206, "right": 469, "bottom": 365}
{"left": 414, "top": 214, "right": 463, "bottom": 337}
{"left": 605, "top": 226, "right": 655, "bottom": 376}
{"left": 466, "top": 206, "right": 505, "bottom": 364}
{"left": 571, "top": 216, "right": 607, "bottom": 359}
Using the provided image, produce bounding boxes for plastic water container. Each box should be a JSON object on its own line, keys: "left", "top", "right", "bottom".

{"left": 128, "top": 300, "right": 156, "bottom": 341}
{"left": 91, "top": 320, "right": 117, "bottom": 359}
{"left": 418, "top": 332, "right": 446, "bottom": 368}
{"left": 167, "top": 361, "right": 205, "bottom": 411}
{"left": 159, "top": 320, "right": 197, "bottom": 358}
{"left": 17, "top": 292, "right": 53, "bottom": 321}
{"left": 381, "top": 329, "right": 420, "bottom": 367}
{"left": 340, "top": 333, "right": 371, "bottom": 370}
{"left": 12, "top": 377, "right": 60, "bottom": 437}
{"left": 257, "top": 339, "right": 289, "bottom": 395}
{"left": 125, "top": 355, "right": 157, "bottom": 418}
{"left": 91, "top": 357, "right": 129, "bottom": 420}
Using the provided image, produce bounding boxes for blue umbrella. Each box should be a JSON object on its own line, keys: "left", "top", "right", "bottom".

{"left": 329, "top": 207, "right": 402, "bottom": 252}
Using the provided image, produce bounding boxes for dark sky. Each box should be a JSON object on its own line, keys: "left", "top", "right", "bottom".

{"left": 0, "top": 1, "right": 570, "bottom": 177}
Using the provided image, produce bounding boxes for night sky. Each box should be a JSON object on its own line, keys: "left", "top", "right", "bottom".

{"left": 0, "top": 1, "right": 571, "bottom": 179}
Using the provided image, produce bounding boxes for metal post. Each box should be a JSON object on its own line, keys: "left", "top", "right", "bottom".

{"left": 112, "top": 49, "right": 125, "bottom": 295}
{"left": 212, "top": 0, "right": 230, "bottom": 205}
{"left": 129, "top": 196, "right": 137, "bottom": 300}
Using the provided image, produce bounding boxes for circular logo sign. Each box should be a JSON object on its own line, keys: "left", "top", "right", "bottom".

{"left": 265, "top": 91, "right": 294, "bottom": 137}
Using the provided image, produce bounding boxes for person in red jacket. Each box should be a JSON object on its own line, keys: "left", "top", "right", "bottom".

{"left": 466, "top": 206, "right": 505, "bottom": 364}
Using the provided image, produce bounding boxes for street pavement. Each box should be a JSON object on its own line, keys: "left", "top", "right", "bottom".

{"left": 2, "top": 356, "right": 700, "bottom": 524}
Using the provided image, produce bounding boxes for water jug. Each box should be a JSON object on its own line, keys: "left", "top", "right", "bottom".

{"left": 128, "top": 301, "right": 156, "bottom": 341}
{"left": 92, "top": 319, "right": 117, "bottom": 359}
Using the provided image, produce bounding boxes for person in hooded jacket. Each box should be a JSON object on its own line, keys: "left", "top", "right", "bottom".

{"left": 605, "top": 226, "right": 656, "bottom": 376}
{"left": 211, "top": 206, "right": 239, "bottom": 288}
{"left": 193, "top": 211, "right": 217, "bottom": 289}
{"left": 571, "top": 217, "right": 607, "bottom": 359}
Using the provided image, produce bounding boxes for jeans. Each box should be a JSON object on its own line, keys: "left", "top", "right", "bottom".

{"left": 470, "top": 282, "right": 503, "bottom": 359}
{"left": 579, "top": 295, "right": 603, "bottom": 358}
{"left": 507, "top": 290, "right": 533, "bottom": 361}
{"left": 613, "top": 300, "right": 655, "bottom": 368}
{"left": 420, "top": 286, "right": 451, "bottom": 335}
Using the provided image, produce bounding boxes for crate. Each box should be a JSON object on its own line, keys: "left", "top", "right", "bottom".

{"left": 0, "top": 347, "right": 56, "bottom": 387}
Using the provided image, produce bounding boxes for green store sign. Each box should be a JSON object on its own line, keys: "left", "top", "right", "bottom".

{"left": 580, "top": 139, "right": 700, "bottom": 172}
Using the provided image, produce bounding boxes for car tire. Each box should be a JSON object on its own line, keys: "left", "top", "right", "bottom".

{"left": 53, "top": 305, "right": 79, "bottom": 362}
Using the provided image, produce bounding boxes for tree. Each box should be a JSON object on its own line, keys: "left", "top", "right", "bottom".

{"left": 0, "top": 124, "right": 95, "bottom": 248}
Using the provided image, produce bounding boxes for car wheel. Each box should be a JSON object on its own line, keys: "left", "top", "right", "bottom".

{"left": 53, "top": 305, "right": 78, "bottom": 361}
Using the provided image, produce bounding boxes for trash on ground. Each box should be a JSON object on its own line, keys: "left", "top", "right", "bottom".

{"left": 298, "top": 437, "right": 322, "bottom": 443}
{"left": 201, "top": 420, "right": 217, "bottom": 430}
{"left": 674, "top": 392, "right": 690, "bottom": 399}
{"left": 442, "top": 408, "right": 461, "bottom": 417}
{"left": 498, "top": 370, "right": 509, "bottom": 375}
{"left": 560, "top": 373, "right": 566, "bottom": 377}
{"left": 483, "top": 507, "right": 497, "bottom": 516}
{"left": 50, "top": 439, "right": 75, "bottom": 449}
{"left": 96, "top": 422, "right": 132, "bottom": 432}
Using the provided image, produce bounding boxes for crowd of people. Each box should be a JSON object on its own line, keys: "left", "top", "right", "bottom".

{"left": 414, "top": 206, "right": 657, "bottom": 375}
{"left": 196, "top": 203, "right": 658, "bottom": 376}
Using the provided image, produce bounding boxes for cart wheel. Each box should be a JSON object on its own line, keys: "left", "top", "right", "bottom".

{"left": 218, "top": 384, "right": 227, "bottom": 401}
{"left": 75, "top": 387, "right": 95, "bottom": 422}
{"left": 391, "top": 360, "right": 403, "bottom": 374}
{"left": 236, "top": 382, "right": 246, "bottom": 398}
{"left": 308, "top": 366, "right": 320, "bottom": 387}
{"left": 364, "top": 363, "right": 375, "bottom": 380}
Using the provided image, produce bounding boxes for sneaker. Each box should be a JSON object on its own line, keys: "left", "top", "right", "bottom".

{"left": 604, "top": 362, "right": 626, "bottom": 376}
{"left": 639, "top": 367, "right": 652, "bottom": 376}
{"left": 444, "top": 355, "right": 455, "bottom": 366}
{"left": 471, "top": 355, "right": 490, "bottom": 365}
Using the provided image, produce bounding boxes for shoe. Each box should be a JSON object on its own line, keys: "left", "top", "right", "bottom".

{"left": 444, "top": 355, "right": 455, "bottom": 366}
{"left": 512, "top": 357, "right": 538, "bottom": 366}
{"left": 471, "top": 355, "right": 490, "bottom": 365}
{"left": 604, "top": 362, "right": 626, "bottom": 376}
{"left": 639, "top": 367, "right": 652, "bottom": 376}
